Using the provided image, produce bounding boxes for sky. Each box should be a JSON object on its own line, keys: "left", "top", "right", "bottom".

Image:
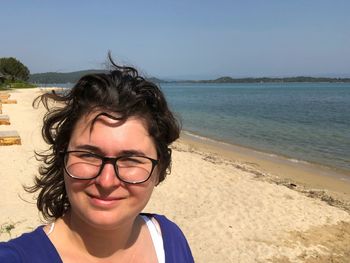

{"left": 1, "top": 0, "right": 349, "bottom": 79}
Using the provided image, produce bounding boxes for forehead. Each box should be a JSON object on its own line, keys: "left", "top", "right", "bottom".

{"left": 74, "top": 111, "right": 149, "bottom": 132}
{"left": 69, "top": 112, "right": 156, "bottom": 156}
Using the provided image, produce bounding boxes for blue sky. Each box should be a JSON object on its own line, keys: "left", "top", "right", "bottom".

{"left": 1, "top": 0, "right": 349, "bottom": 79}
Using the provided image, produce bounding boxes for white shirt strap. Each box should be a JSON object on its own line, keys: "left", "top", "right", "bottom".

{"left": 46, "top": 222, "right": 55, "bottom": 236}
{"left": 141, "top": 215, "right": 165, "bottom": 263}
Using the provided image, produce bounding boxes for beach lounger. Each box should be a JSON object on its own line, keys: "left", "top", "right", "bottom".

{"left": 0, "top": 93, "right": 10, "bottom": 100}
{"left": 0, "top": 99, "right": 17, "bottom": 104}
{"left": 0, "top": 115, "right": 10, "bottom": 125}
{"left": 0, "top": 130, "right": 21, "bottom": 145}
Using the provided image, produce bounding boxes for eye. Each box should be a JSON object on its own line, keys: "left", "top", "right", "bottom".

{"left": 77, "top": 152, "right": 96, "bottom": 158}
{"left": 71, "top": 151, "right": 101, "bottom": 164}
{"left": 118, "top": 156, "right": 149, "bottom": 167}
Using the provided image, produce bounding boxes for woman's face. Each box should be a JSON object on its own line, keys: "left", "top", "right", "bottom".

{"left": 64, "top": 112, "right": 158, "bottom": 230}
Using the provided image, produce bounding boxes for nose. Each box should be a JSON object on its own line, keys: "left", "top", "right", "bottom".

{"left": 95, "top": 162, "right": 121, "bottom": 188}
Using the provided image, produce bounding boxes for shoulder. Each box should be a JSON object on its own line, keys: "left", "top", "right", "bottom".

{"left": 152, "top": 214, "right": 186, "bottom": 237}
{"left": 0, "top": 242, "right": 22, "bottom": 263}
{"left": 0, "top": 226, "right": 61, "bottom": 263}
{"left": 142, "top": 213, "right": 185, "bottom": 239}
{"left": 146, "top": 213, "right": 195, "bottom": 263}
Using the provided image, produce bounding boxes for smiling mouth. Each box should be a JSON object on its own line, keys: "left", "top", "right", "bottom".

{"left": 87, "top": 194, "right": 125, "bottom": 206}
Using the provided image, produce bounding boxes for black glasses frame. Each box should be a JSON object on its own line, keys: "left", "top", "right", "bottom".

{"left": 63, "top": 150, "right": 159, "bottom": 184}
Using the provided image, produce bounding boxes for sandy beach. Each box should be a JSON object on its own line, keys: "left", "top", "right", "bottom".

{"left": 1, "top": 88, "right": 350, "bottom": 262}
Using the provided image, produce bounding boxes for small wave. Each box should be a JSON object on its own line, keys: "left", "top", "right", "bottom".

{"left": 288, "top": 158, "right": 308, "bottom": 164}
{"left": 182, "top": 131, "right": 221, "bottom": 144}
{"left": 253, "top": 151, "right": 277, "bottom": 158}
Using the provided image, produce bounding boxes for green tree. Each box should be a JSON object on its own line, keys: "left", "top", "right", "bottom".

{"left": 0, "top": 57, "right": 30, "bottom": 81}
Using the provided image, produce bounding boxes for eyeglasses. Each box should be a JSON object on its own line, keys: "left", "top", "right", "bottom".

{"left": 63, "top": 151, "right": 158, "bottom": 184}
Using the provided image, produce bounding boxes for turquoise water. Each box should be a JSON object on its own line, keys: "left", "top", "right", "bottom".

{"left": 160, "top": 83, "right": 350, "bottom": 172}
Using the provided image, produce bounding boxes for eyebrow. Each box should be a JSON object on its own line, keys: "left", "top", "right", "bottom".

{"left": 73, "top": 145, "right": 103, "bottom": 154}
{"left": 119, "top": 150, "right": 147, "bottom": 156}
{"left": 72, "top": 145, "right": 147, "bottom": 157}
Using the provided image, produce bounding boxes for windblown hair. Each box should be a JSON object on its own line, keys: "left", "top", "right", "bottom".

{"left": 27, "top": 56, "right": 180, "bottom": 220}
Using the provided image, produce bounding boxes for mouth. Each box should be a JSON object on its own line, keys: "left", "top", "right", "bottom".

{"left": 87, "top": 193, "right": 125, "bottom": 207}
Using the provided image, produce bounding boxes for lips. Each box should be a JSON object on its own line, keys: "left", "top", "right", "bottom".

{"left": 87, "top": 193, "right": 125, "bottom": 207}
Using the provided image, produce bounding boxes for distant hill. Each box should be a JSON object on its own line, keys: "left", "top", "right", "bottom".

{"left": 30, "top": 70, "right": 350, "bottom": 84}
{"left": 144, "top": 77, "right": 168, "bottom": 83}
{"left": 29, "top": 70, "right": 107, "bottom": 84}
{"left": 30, "top": 70, "right": 168, "bottom": 84}
{"left": 179, "top": 76, "right": 350, "bottom": 83}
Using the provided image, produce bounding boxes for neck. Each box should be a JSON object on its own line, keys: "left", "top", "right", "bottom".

{"left": 62, "top": 211, "right": 143, "bottom": 258}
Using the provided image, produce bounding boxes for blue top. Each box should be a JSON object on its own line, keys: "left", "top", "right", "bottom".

{"left": 0, "top": 214, "right": 194, "bottom": 263}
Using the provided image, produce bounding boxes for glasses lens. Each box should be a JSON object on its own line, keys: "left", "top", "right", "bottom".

{"left": 65, "top": 151, "right": 102, "bottom": 179}
{"left": 117, "top": 156, "right": 153, "bottom": 183}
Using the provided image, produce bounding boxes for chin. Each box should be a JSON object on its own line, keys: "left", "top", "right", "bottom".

{"left": 81, "top": 209, "right": 138, "bottom": 230}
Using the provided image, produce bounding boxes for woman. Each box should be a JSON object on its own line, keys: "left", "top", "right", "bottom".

{"left": 0, "top": 57, "right": 194, "bottom": 262}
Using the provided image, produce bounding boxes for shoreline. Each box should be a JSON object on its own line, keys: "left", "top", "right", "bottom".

{"left": 181, "top": 129, "right": 350, "bottom": 177}
{"left": 179, "top": 131, "right": 350, "bottom": 211}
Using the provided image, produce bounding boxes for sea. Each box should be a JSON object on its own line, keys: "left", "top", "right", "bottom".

{"left": 39, "top": 82, "right": 350, "bottom": 173}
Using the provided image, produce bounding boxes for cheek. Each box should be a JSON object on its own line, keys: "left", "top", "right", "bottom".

{"left": 64, "top": 177, "right": 89, "bottom": 199}
{"left": 128, "top": 181, "right": 156, "bottom": 203}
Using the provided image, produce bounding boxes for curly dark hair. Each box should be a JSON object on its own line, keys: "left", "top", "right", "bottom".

{"left": 27, "top": 56, "right": 180, "bottom": 221}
